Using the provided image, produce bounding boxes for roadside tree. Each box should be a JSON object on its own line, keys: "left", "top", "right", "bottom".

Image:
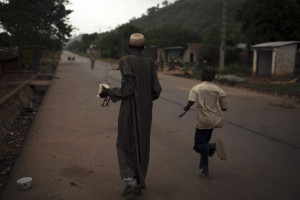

{"left": 0, "top": 0, "right": 73, "bottom": 49}
{"left": 145, "top": 24, "right": 200, "bottom": 47}
{"left": 236, "top": 0, "right": 300, "bottom": 44}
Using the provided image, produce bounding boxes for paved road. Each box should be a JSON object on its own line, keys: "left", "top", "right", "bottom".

{"left": 1, "top": 52, "right": 300, "bottom": 200}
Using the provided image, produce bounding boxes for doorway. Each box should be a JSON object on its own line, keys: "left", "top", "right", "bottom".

{"left": 257, "top": 50, "right": 272, "bottom": 77}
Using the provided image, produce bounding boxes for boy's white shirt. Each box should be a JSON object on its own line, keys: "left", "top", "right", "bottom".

{"left": 188, "top": 81, "right": 228, "bottom": 129}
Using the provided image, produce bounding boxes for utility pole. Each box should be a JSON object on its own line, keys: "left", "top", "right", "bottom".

{"left": 219, "top": 0, "right": 227, "bottom": 73}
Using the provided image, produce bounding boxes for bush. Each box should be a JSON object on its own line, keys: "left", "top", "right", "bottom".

{"left": 192, "top": 65, "right": 202, "bottom": 80}
{"left": 222, "top": 64, "right": 252, "bottom": 77}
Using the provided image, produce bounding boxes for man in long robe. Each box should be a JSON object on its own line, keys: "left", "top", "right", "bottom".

{"left": 100, "top": 33, "right": 162, "bottom": 196}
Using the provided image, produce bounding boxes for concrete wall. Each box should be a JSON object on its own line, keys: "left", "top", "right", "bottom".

{"left": 252, "top": 49, "right": 257, "bottom": 77}
{"left": 183, "top": 44, "right": 200, "bottom": 63}
{"left": 0, "top": 85, "right": 34, "bottom": 141}
{"left": 274, "top": 44, "right": 297, "bottom": 78}
{"left": 183, "top": 48, "right": 197, "bottom": 63}
{"left": 253, "top": 44, "right": 297, "bottom": 78}
{"left": 1, "top": 60, "right": 18, "bottom": 73}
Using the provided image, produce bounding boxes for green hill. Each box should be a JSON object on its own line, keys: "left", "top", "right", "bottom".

{"left": 130, "top": 0, "right": 242, "bottom": 37}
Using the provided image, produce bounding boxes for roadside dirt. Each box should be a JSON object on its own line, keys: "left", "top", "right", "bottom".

{"left": 0, "top": 60, "right": 58, "bottom": 192}
{"left": 0, "top": 93, "right": 43, "bottom": 190}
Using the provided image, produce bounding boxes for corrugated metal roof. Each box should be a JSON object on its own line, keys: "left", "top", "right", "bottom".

{"left": 163, "top": 46, "right": 185, "bottom": 50}
{"left": 252, "top": 41, "right": 300, "bottom": 48}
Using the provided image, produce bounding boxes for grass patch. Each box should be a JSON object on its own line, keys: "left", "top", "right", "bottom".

{"left": 99, "top": 58, "right": 120, "bottom": 65}
{"left": 71, "top": 51, "right": 90, "bottom": 58}
{"left": 221, "top": 64, "right": 252, "bottom": 77}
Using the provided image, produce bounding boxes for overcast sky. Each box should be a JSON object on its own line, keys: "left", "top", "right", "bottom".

{"left": 67, "top": 0, "right": 176, "bottom": 36}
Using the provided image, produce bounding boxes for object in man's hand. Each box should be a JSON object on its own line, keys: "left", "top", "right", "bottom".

{"left": 100, "top": 89, "right": 108, "bottom": 98}
{"left": 98, "top": 83, "right": 109, "bottom": 98}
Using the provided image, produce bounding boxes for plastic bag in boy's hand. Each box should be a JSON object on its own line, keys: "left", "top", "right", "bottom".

{"left": 98, "top": 83, "right": 109, "bottom": 98}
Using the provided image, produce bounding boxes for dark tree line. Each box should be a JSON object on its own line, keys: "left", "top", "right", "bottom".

{"left": 68, "top": 0, "right": 300, "bottom": 63}
{"left": 236, "top": 0, "right": 300, "bottom": 44}
{"left": 67, "top": 23, "right": 200, "bottom": 59}
{"left": 0, "top": 0, "right": 73, "bottom": 50}
{"left": 145, "top": 24, "right": 200, "bottom": 47}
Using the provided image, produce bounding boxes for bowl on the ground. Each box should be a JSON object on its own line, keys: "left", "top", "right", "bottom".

{"left": 17, "top": 177, "right": 33, "bottom": 189}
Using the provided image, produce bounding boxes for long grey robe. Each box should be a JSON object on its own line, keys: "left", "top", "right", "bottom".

{"left": 108, "top": 53, "right": 162, "bottom": 185}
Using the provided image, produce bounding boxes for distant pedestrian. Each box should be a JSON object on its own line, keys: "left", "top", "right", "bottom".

{"left": 90, "top": 54, "right": 95, "bottom": 69}
{"left": 183, "top": 66, "right": 228, "bottom": 178}
{"left": 99, "top": 33, "right": 162, "bottom": 196}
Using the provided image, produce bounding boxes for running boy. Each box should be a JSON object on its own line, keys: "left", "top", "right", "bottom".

{"left": 184, "top": 66, "right": 228, "bottom": 178}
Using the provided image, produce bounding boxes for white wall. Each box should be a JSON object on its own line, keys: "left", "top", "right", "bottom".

{"left": 183, "top": 48, "right": 197, "bottom": 62}
{"left": 275, "top": 44, "right": 297, "bottom": 78}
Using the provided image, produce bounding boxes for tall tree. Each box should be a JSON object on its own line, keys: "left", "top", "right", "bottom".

{"left": 97, "top": 31, "right": 119, "bottom": 58}
{"left": 147, "top": 7, "right": 158, "bottom": 16}
{"left": 0, "top": 32, "right": 11, "bottom": 47}
{"left": 201, "top": 27, "right": 220, "bottom": 66}
{"left": 145, "top": 24, "right": 200, "bottom": 47}
{"left": 115, "top": 23, "right": 140, "bottom": 56}
{"left": 162, "top": 1, "right": 169, "bottom": 7}
{"left": 236, "top": 0, "right": 300, "bottom": 44}
{"left": 0, "top": 0, "right": 73, "bottom": 49}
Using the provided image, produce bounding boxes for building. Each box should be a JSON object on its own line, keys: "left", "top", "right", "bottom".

{"left": 0, "top": 48, "right": 18, "bottom": 75}
{"left": 21, "top": 45, "right": 41, "bottom": 72}
{"left": 161, "top": 46, "right": 185, "bottom": 63}
{"left": 182, "top": 43, "right": 201, "bottom": 63}
{"left": 252, "top": 41, "right": 300, "bottom": 79}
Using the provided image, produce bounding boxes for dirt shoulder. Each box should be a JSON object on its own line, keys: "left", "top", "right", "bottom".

{"left": 0, "top": 60, "right": 59, "bottom": 192}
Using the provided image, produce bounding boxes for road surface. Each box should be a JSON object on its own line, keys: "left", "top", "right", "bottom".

{"left": 1, "top": 52, "right": 299, "bottom": 200}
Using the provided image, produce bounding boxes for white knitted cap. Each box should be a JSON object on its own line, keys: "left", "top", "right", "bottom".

{"left": 129, "top": 33, "right": 145, "bottom": 46}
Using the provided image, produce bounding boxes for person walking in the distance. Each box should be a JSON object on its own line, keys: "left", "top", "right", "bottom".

{"left": 90, "top": 53, "right": 95, "bottom": 69}
{"left": 183, "top": 66, "right": 228, "bottom": 178}
{"left": 99, "top": 33, "right": 162, "bottom": 196}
